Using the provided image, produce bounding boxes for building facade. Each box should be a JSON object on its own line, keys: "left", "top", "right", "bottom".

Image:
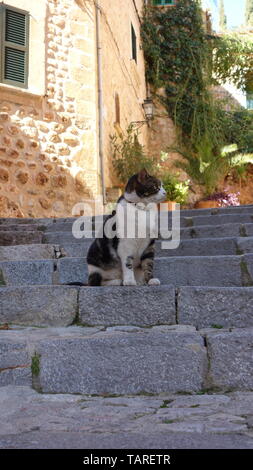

{"left": 0, "top": 0, "right": 154, "bottom": 218}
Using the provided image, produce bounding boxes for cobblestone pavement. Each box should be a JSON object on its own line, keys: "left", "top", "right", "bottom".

{"left": 0, "top": 386, "right": 253, "bottom": 449}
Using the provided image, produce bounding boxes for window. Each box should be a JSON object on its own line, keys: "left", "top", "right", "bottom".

{"left": 247, "top": 93, "right": 253, "bottom": 110}
{"left": 153, "top": 0, "right": 175, "bottom": 5}
{"left": 115, "top": 93, "right": 120, "bottom": 124}
{"left": 131, "top": 23, "right": 137, "bottom": 63}
{"left": 0, "top": 5, "right": 29, "bottom": 88}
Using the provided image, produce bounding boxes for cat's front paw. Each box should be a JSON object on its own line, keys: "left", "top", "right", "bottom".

{"left": 148, "top": 278, "right": 161, "bottom": 286}
{"left": 123, "top": 280, "right": 137, "bottom": 286}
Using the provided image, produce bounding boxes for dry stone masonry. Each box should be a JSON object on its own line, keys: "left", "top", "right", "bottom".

{"left": 0, "top": 0, "right": 99, "bottom": 219}
{"left": 0, "top": 205, "right": 253, "bottom": 448}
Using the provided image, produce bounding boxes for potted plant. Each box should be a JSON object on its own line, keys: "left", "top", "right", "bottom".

{"left": 195, "top": 191, "right": 240, "bottom": 209}
{"left": 161, "top": 173, "right": 190, "bottom": 210}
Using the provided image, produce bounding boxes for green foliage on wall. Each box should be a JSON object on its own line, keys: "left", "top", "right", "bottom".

{"left": 141, "top": 0, "right": 219, "bottom": 148}
{"left": 141, "top": 0, "right": 253, "bottom": 194}
{"left": 212, "top": 34, "right": 253, "bottom": 92}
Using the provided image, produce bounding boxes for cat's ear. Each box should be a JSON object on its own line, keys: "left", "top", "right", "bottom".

{"left": 137, "top": 168, "right": 149, "bottom": 184}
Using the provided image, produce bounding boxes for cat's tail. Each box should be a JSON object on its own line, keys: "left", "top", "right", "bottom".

{"left": 64, "top": 272, "right": 102, "bottom": 287}
{"left": 64, "top": 282, "right": 88, "bottom": 286}
{"left": 88, "top": 272, "right": 102, "bottom": 286}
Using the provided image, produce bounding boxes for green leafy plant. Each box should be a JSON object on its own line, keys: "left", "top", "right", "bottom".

{"left": 141, "top": 0, "right": 218, "bottom": 148}
{"left": 162, "top": 172, "right": 190, "bottom": 204}
{"left": 172, "top": 135, "right": 242, "bottom": 195}
{"left": 218, "top": 109, "right": 253, "bottom": 153}
{"left": 141, "top": 0, "right": 253, "bottom": 197}
{"left": 111, "top": 125, "right": 158, "bottom": 184}
{"left": 212, "top": 33, "right": 253, "bottom": 91}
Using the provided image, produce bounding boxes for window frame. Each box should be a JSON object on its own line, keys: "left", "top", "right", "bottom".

{"left": 153, "top": 0, "right": 175, "bottom": 6}
{"left": 0, "top": 4, "right": 29, "bottom": 89}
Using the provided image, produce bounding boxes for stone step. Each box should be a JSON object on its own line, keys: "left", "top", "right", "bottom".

{"left": 41, "top": 222, "right": 253, "bottom": 244}
{"left": 0, "top": 231, "right": 43, "bottom": 246}
{"left": 0, "top": 244, "right": 58, "bottom": 261}
{"left": 1, "top": 285, "right": 252, "bottom": 329}
{"left": 2, "top": 237, "right": 253, "bottom": 262}
{"left": 0, "top": 286, "right": 78, "bottom": 327}
{"left": 61, "top": 237, "right": 241, "bottom": 259}
{"left": 0, "top": 325, "right": 209, "bottom": 393}
{"left": 1, "top": 386, "right": 253, "bottom": 448}
{"left": 158, "top": 237, "right": 246, "bottom": 257}
{"left": 180, "top": 222, "right": 253, "bottom": 239}
{"left": 78, "top": 286, "right": 253, "bottom": 329}
{"left": 1, "top": 212, "right": 253, "bottom": 233}
{"left": 2, "top": 222, "right": 253, "bottom": 246}
{"left": 0, "top": 205, "right": 252, "bottom": 228}
{"left": 0, "top": 224, "right": 46, "bottom": 232}
{"left": 179, "top": 204, "right": 253, "bottom": 217}
{"left": 177, "top": 286, "right": 253, "bottom": 329}
{"left": 180, "top": 213, "right": 253, "bottom": 227}
{"left": 0, "top": 285, "right": 175, "bottom": 327}
{"left": 0, "top": 217, "right": 77, "bottom": 227}
{"left": 0, "top": 254, "right": 253, "bottom": 287}
{"left": 155, "top": 255, "right": 250, "bottom": 287}
{"left": 0, "top": 326, "right": 252, "bottom": 393}
{"left": 1, "top": 211, "right": 253, "bottom": 233}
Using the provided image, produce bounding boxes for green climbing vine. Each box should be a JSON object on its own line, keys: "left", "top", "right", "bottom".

{"left": 141, "top": 0, "right": 253, "bottom": 195}
{"left": 141, "top": 0, "right": 253, "bottom": 146}
{"left": 212, "top": 33, "right": 253, "bottom": 92}
{"left": 141, "top": 0, "right": 218, "bottom": 148}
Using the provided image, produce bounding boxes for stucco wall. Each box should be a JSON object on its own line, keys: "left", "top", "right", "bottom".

{"left": 100, "top": 0, "right": 149, "bottom": 188}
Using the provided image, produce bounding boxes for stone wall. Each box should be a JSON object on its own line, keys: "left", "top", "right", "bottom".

{"left": 0, "top": 0, "right": 99, "bottom": 218}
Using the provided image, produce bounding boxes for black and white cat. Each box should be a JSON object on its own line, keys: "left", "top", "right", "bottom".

{"left": 87, "top": 168, "right": 167, "bottom": 286}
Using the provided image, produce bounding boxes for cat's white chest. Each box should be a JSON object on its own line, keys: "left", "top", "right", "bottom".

{"left": 116, "top": 202, "right": 157, "bottom": 266}
{"left": 116, "top": 202, "right": 157, "bottom": 239}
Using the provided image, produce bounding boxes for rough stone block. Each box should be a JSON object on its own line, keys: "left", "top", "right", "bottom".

{"left": 60, "top": 243, "right": 90, "bottom": 259}
{"left": 0, "top": 231, "right": 43, "bottom": 246}
{"left": 37, "top": 326, "right": 207, "bottom": 395}
{"left": 43, "top": 232, "right": 82, "bottom": 245}
{"left": 0, "top": 244, "right": 56, "bottom": 261}
{"left": 177, "top": 287, "right": 253, "bottom": 328}
{"left": 57, "top": 257, "right": 88, "bottom": 285}
{"left": 79, "top": 286, "right": 176, "bottom": 326}
{"left": 205, "top": 328, "right": 253, "bottom": 391}
{"left": 0, "top": 224, "right": 44, "bottom": 232}
{"left": 0, "top": 339, "right": 29, "bottom": 370}
{"left": 0, "top": 286, "right": 78, "bottom": 326}
{"left": 180, "top": 224, "right": 243, "bottom": 240}
{"left": 245, "top": 224, "right": 253, "bottom": 236}
{"left": 0, "top": 260, "right": 54, "bottom": 286}
{"left": 237, "top": 237, "right": 253, "bottom": 254}
{"left": 0, "top": 367, "right": 31, "bottom": 386}
{"left": 156, "top": 238, "right": 237, "bottom": 258}
{"left": 243, "top": 254, "right": 253, "bottom": 284}
{"left": 182, "top": 214, "right": 253, "bottom": 228}
{"left": 154, "top": 256, "right": 242, "bottom": 287}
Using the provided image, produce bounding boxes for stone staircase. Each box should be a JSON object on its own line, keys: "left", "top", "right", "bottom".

{"left": 0, "top": 205, "right": 253, "bottom": 448}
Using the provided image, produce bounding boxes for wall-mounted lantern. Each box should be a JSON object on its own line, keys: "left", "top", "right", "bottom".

{"left": 131, "top": 98, "right": 154, "bottom": 128}
{"left": 142, "top": 98, "right": 154, "bottom": 121}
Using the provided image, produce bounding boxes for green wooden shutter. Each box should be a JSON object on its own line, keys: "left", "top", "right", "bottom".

{"left": 153, "top": 1, "right": 175, "bottom": 5}
{"left": 1, "top": 6, "right": 29, "bottom": 88}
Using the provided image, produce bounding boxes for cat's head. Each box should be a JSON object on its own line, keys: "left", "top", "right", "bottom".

{"left": 124, "top": 168, "right": 167, "bottom": 204}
